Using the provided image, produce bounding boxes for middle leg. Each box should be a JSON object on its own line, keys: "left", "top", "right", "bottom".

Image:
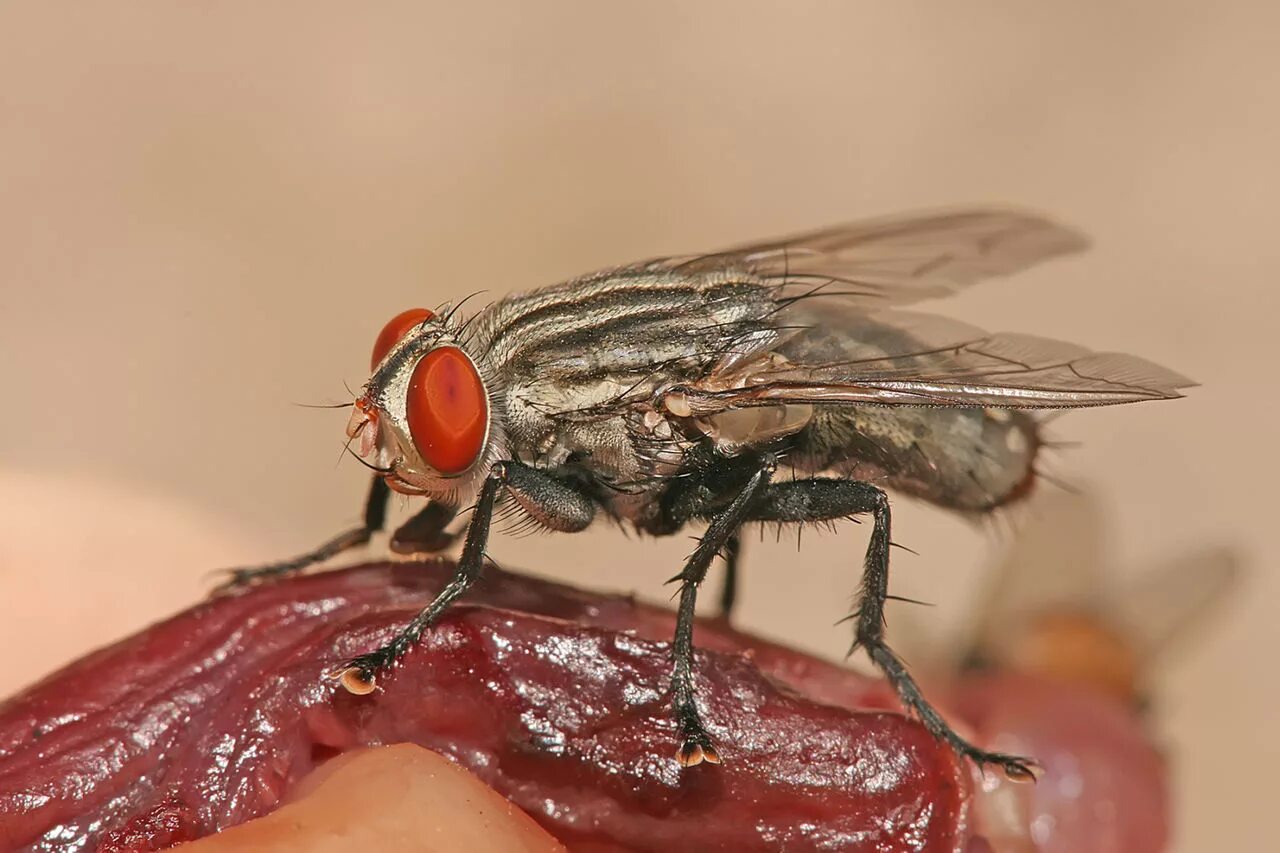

{"left": 669, "top": 460, "right": 774, "bottom": 766}
{"left": 717, "top": 530, "right": 742, "bottom": 619}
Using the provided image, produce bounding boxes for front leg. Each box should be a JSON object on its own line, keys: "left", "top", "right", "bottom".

{"left": 389, "top": 501, "right": 459, "bottom": 555}
{"left": 669, "top": 459, "right": 773, "bottom": 766}
{"left": 337, "top": 461, "right": 595, "bottom": 691}
{"left": 215, "top": 475, "right": 391, "bottom": 590}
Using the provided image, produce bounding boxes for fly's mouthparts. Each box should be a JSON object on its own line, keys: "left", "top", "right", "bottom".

{"left": 346, "top": 400, "right": 379, "bottom": 458}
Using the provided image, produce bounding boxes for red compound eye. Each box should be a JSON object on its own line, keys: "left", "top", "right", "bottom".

{"left": 371, "top": 308, "right": 435, "bottom": 371}
{"left": 406, "top": 346, "right": 489, "bottom": 474}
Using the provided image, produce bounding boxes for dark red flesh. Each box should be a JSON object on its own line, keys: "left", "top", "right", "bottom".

{"left": 0, "top": 561, "right": 1166, "bottom": 851}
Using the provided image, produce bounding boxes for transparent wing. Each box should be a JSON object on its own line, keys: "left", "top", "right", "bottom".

{"left": 677, "top": 306, "right": 1194, "bottom": 412}
{"left": 643, "top": 208, "right": 1088, "bottom": 309}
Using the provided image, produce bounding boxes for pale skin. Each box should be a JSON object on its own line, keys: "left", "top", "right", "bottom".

{"left": 179, "top": 745, "right": 565, "bottom": 853}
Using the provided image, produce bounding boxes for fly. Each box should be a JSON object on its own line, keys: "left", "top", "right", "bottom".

{"left": 218, "top": 208, "right": 1193, "bottom": 780}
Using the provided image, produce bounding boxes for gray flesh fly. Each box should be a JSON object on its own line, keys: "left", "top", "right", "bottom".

{"left": 222, "top": 208, "right": 1193, "bottom": 778}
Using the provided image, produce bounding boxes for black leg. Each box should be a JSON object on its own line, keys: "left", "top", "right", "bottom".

{"left": 337, "top": 462, "right": 595, "bottom": 691}
{"left": 215, "top": 476, "right": 391, "bottom": 590}
{"left": 717, "top": 530, "right": 742, "bottom": 618}
{"left": 670, "top": 460, "right": 773, "bottom": 767}
{"left": 390, "top": 501, "right": 459, "bottom": 554}
{"left": 746, "top": 478, "right": 1038, "bottom": 781}
{"left": 363, "top": 475, "right": 390, "bottom": 530}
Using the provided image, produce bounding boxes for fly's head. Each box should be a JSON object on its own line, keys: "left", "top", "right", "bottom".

{"left": 346, "top": 307, "right": 501, "bottom": 503}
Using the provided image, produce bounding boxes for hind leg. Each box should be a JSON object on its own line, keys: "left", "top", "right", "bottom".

{"left": 743, "top": 477, "right": 1037, "bottom": 780}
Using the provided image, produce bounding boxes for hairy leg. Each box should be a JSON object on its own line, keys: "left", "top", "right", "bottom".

{"left": 669, "top": 461, "right": 773, "bottom": 766}
{"left": 216, "top": 476, "right": 391, "bottom": 590}
{"left": 337, "top": 461, "right": 595, "bottom": 689}
{"left": 747, "top": 477, "right": 1037, "bottom": 780}
{"left": 389, "top": 501, "right": 459, "bottom": 554}
{"left": 717, "top": 530, "right": 742, "bottom": 619}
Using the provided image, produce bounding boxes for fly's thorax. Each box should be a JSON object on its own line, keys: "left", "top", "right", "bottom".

{"left": 500, "top": 375, "right": 679, "bottom": 481}
{"left": 457, "top": 266, "right": 788, "bottom": 487}
{"left": 349, "top": 311, "right": 508, "bottom": 506}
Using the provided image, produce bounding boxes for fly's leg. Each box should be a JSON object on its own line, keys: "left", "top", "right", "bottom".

{"left": 337, "top": 462, "right": 594, "bottom": 688}
{"left": 390, "top": 501, "right": 459, "bottom": 555}
{"left": 215, "top": 476, "right": 391, "bottom": 590}
{"left": 717, "top": 530, "right": 742, "bottom": 619}
{"left": 669, "top": 460, "right": 773, "bottom": 767}
{"left": 745, "top": 478, "right": 1039, "bottom": 781}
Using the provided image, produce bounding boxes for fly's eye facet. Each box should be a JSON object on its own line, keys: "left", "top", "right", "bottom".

{"left": 371, "top": 308, "right": 435, "bottom": 371}
{"left": 406, "top": 346, "right": 488, "bottom": 474}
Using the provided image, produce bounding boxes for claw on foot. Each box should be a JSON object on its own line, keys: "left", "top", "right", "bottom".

{"left": 675, "top": 727, "right": 721, "bottom": 768}
{"left": 334, "top": 665, "right": 377, "bottom": 696}
{"left": 972, "top": 750, "right": 1041, "bottom": 783}
{"left": 993, "top": 756, "right": 1041, "bottom": 783}
{"left": 208, "top": 567, "right": 287, "bottom": 596}
{"left": 206, "top": 570, "right": 249, "bottom": 595}
{"left": 676, "top": 741, "right": 721, "bottom": 767}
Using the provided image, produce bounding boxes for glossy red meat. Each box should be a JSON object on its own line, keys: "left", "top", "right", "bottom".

{"left": 0, "top": 562, "right": 968, "bottom": 852}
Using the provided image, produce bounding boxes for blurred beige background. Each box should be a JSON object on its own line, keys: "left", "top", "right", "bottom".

{"left": 0, "top": 2, "right": 1274, "bottom": 850}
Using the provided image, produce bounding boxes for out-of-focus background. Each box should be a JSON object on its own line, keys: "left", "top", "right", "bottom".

{"left": 0, "top": 3, "right": 1273, "bottom": 849}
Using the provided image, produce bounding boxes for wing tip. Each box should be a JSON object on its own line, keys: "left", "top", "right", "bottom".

{"left": 977, "top": 206, "right": 1092, "bottom": 259}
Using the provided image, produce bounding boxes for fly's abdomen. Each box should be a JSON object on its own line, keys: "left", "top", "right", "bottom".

{"left": 800, "top": 405, "right": 1041, "bottom": 512}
